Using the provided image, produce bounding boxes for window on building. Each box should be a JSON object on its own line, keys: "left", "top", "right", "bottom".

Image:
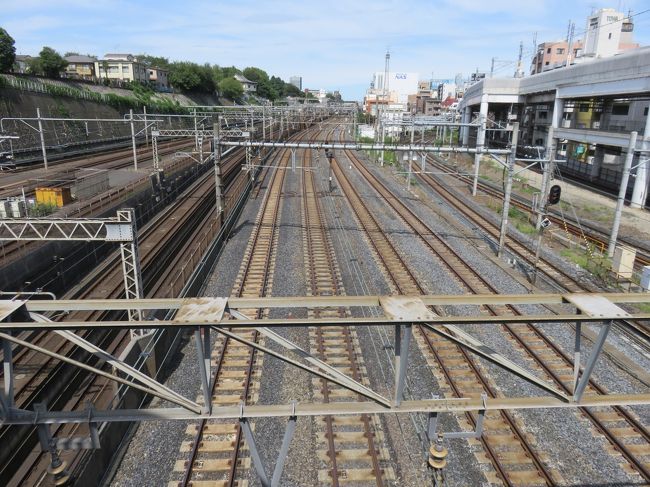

{"left": 608, "top": 33, "right": 612, "bottom": 39}
{"left": 122, "top": 65, "right": 130, "bottom": 73}
{"left": 644, "top": 107, "right": 649, "bottom": 116}
{"left": 547, "top": 48, "right": 551, "bottom": 54}
{"left": 579, "top": 104, "right": 590, "bottom": 112}
{"left": 545, "top": 61, "right": 550, "bottom": 66}
{"left": 538, "top": 111, "right": 548, "bottom": 119}
{"left": 556, "top": 48, "right": 565, "bottom": 54}
{"left": 612, "top": 104, "right": 629, "bottom": 116}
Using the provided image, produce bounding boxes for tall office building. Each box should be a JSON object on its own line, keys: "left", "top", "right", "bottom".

{"left": 289, "top": 76, "right": 302, "bottom": 90}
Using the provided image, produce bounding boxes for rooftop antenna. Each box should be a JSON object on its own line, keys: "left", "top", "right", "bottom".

{"left": 532, "top": 31, "right": 537, "bottom": 51}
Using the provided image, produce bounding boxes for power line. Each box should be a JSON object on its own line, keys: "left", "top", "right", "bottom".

{"left": 489, "top": 7, "right": 650, "bottom": 77}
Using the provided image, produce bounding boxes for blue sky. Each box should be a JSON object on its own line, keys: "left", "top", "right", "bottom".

{"left": 3, "top": 0, "right": 649, "bottom": 100}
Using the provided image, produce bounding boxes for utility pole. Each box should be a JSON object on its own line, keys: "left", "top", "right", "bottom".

{"left": 498, "top": 123, "right": 518, "bottom": 258}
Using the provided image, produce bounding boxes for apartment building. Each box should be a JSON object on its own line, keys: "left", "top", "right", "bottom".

{"left": 64, "top": 55, "right": 97, "bottom": 80}
{"left": 148, "top": 66, "right": 170, "bottom": 90}
{"left": 530, "top": 8, "right": 639, "bottom": 75}
{"left": 94, "top": 54, "right": 148, "bottom": 83}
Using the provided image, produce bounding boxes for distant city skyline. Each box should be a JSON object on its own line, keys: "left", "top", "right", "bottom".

{"left": 3, "top": 0, "right": 649, "bottom": 100}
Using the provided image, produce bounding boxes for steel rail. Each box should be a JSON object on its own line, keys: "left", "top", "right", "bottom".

{"left": 344, "top": 142, "right": 650, "bottom": 482}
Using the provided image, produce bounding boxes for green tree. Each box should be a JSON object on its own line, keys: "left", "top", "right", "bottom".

{"left": 38, "top": 47, "right": 67, "bottom": 77}
{"left": 0, "top": 27, "right": 16, "bottom": 72}
{"left": 221, "top": 65, "right": 241, "bottom": 78}
{"left": 242, "top": 66, "right": 269, "bottom": 84}
{"left": 212, "top": 65, "right": 241, "bottom": 85}
{"left": 26, "top": 56, "right": 43, "bottom": 75}
{"left": 256, "top": 79, "right": 278, "bottom": 101}
{"left": 284, "top": 83, "right": 303, "bottom": 98}
{"left": 168, "top": 61, "right": 215, "bottom": 92}
{"left": 168, "top": 62, "right": 201, "bottom": 91}
{"left": 218, "top": 77, "right": 243, "bottom": 100}
{"left": 137, "top": 54, "right": 170, "bottom": 68}
{"left": 269, "top": 76, "right": 286, "bottom": 98}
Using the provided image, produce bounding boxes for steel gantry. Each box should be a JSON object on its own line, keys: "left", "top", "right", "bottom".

{"left": 1, "top": 292, "right": 649, "bottom": 486}
{"left": 0, "top": 208, "right": 146, "bottom": 337}
{"left": 0, "top": 110, "right": 164, "bottom": 170}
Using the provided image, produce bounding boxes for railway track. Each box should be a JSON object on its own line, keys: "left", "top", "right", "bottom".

{"left": 338, "top": 140, "right": 650, "bottom": 484}
{"left": 424, "top": 154, "right": 650, "bottom": 269}
{"left": 0, "top": 138, "right": 193, "bottom": 200}
{"left": 1, "top": 145, "right": 251, "bottom": 486}
{"left": 0, "top": 149, "right": 203, "bottom": 267}
{"left": 302, "top": 146, "right": 395, "bottom": 486}
{"left": 170, "top": 130, "right": 307, "bottom": 487}
{"left": 413, "top": 156, "right": 650, "bottom": 343}
{"left": 3, "top": 165, "right": 218, "bottom": 485}
{"left": 331, "top": 145, "right": 560, "bottom": 486}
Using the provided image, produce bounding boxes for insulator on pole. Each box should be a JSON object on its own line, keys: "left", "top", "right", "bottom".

{"left": 428, "top": 436, "right": 448, "bottom": 470}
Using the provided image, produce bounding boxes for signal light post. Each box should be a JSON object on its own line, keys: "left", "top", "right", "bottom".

{"left": 325, "top": 149, "right": 334, "bottom": 192}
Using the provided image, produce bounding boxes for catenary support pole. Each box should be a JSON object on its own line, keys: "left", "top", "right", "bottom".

{"left": 36, "top": 108, "right": 48, "bottom": 170}
{"left": 143, "top": 106, "right": 148, "bottom": 147}
{"left": 407, "top": 118, "right": 415, "bottom": 190}
{"left": 531, "top": 127, "right": 556, "bottom": 283}
{"left": 213, "top": 120, "right": 224, "bottom": 219}
{"left": 129, "top": 109, "right": 138, "bottom": 170}
{"left": 2, "top": 334, "right": 13, "bottom": 408}
{"left": 498, "top": 123, "right": 518, "bottom": 258}
{"left": 608, "top": 131, "right": 638, "bottom": 257}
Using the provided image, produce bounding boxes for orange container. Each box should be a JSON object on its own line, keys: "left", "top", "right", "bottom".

{"left": 35, "top": 187, "right": 72, "bottom": 207}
